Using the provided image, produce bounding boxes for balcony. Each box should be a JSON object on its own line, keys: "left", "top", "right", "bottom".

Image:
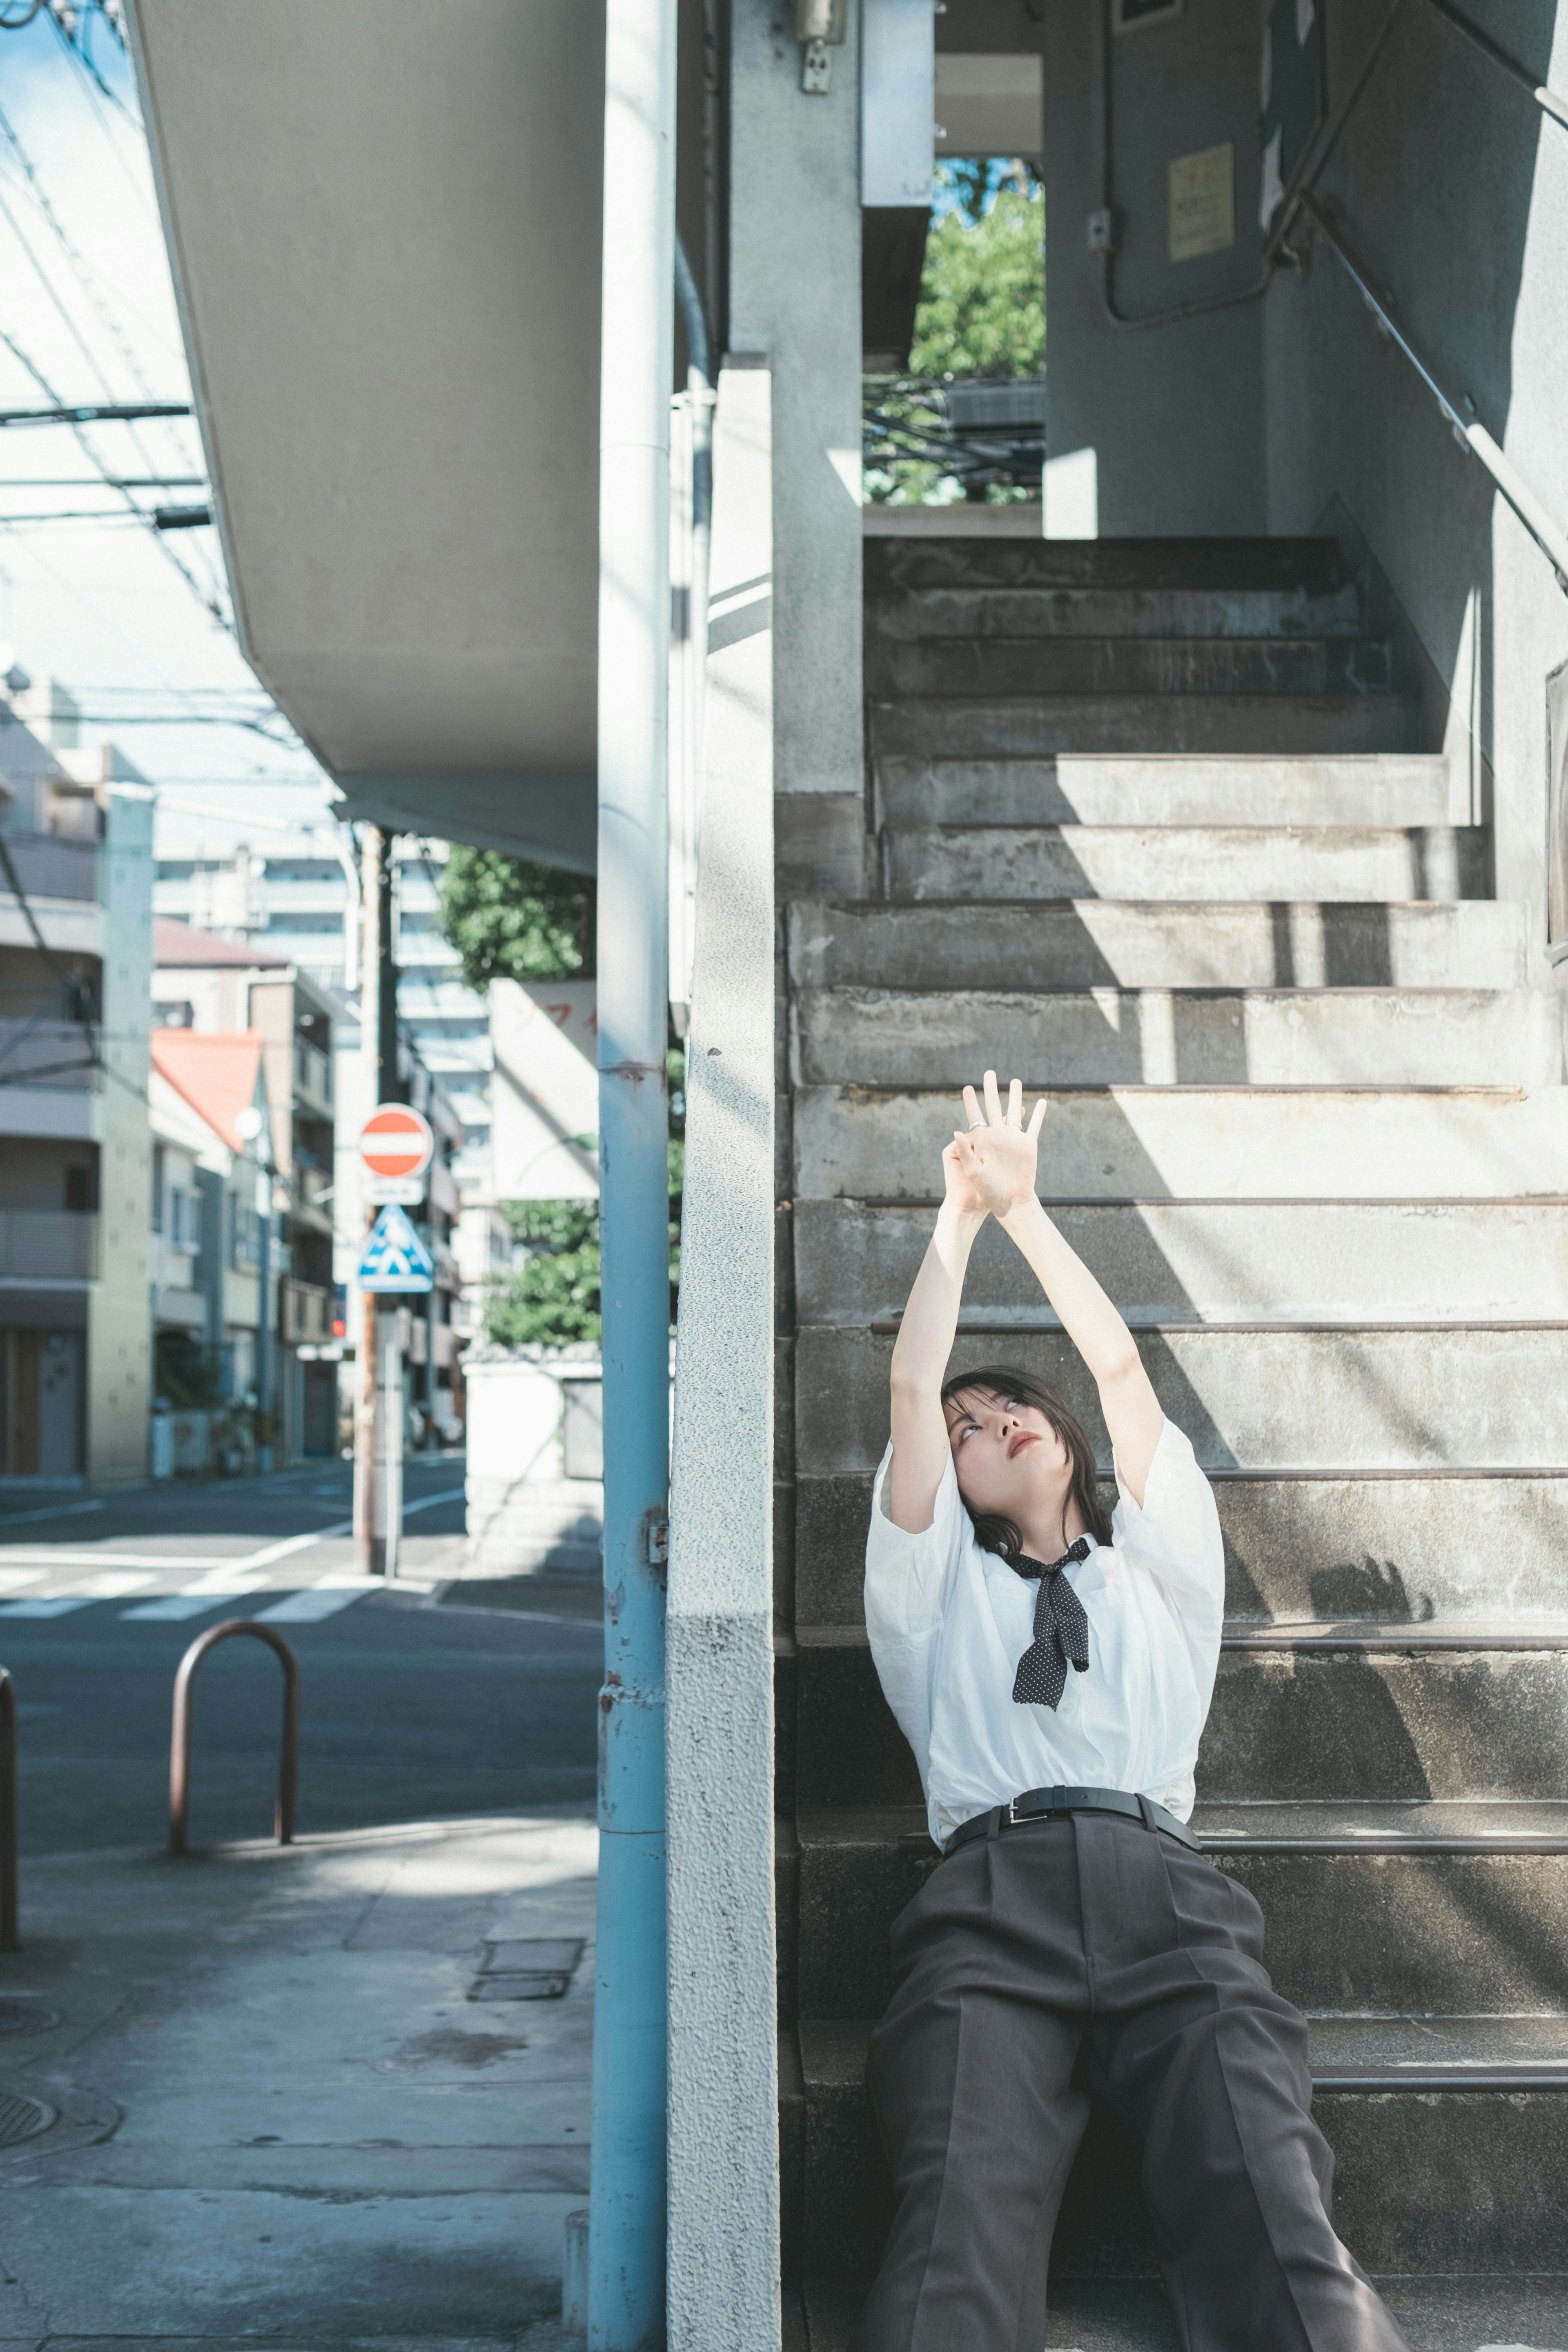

{"left": 295, "top": 1165, "right": 335, "bottom": 1216}
{"left": 0, "top": 1021, "right": 96, "bottom": 1091}
{"left": 0, "top": 831, "right": 99, "bottom": 903}
{"left": 292, "top": 1035, "right": 333, "bottom": 1113}
{"left": 0, "top": 1209, "right": 98, "bottom": 1281}
{"left": 282, "top": 1279, "right": 332, "bottom": 1345}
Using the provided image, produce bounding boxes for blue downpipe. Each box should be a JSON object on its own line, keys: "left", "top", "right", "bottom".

{"left": 589, "top": 1037, "right": 669, "bottom": 2346}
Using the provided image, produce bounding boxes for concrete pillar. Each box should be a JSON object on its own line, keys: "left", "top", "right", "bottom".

{"left": 728, "top": 0, "right": 865, "bottom": 900}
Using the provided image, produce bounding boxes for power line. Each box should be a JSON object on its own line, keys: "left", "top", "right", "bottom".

{"left": 0, "top": 475, "right": 205, "bottom": 486}
{"left": 0, "top": 325, "right": 227, "bottom": 626}
{"left": 0, "top": 401, "right": 191, "bottom": 427}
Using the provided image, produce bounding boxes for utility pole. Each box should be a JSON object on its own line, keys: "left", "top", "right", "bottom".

{"left": 255, "top": 1125, "right": 275, "bottom": 1476}
{"left": 354, "top": 825, "right": 400, "bottom": 1577}
{"left": 588, "top": 0, "right": 676, "bottom": 2342}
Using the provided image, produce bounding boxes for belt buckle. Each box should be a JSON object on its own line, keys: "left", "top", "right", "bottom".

{"left": 1007, "top": 1794, "right": 1023, "bottom": 1826}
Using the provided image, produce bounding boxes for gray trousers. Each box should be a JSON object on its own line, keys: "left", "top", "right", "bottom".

{"left": 855, "top": 1809, "right": 1410, "bottom": 2352}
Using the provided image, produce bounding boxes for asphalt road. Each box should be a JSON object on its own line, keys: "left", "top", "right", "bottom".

{"left": 0, "top": 1459, "right": 602, "bottom": 1855}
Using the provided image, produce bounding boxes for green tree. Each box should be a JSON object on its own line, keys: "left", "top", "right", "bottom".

{"left": 865, "top": 161, "right": 1045, "bottom": 506}
{"left": 910, "top": 169, "right": 1045, "bottom": 381}
{"left": 481, "top": 1058, "right": 686, "bottom": 1350}
{"left": 437, "top": 846, "right": 594, "bottom": 995}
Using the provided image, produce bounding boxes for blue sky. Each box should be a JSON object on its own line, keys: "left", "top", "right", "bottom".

{"left": 0, "top": 4, "right": 329, "bottom": 844}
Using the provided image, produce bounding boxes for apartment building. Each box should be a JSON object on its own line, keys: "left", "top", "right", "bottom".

{"left": 0, "top": 673, "right": 153, "bottom": 1483}
{"left": 148, "top": 1026, "right": 276, "bottom": 1472}
{"left": 152, "top": 827, "right": 492, "bottom": 1188}
{"left": 151, "top": 917, "right": 338, "bottom": 1461}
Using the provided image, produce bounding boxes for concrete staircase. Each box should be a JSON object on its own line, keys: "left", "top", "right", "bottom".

{"left": 777, "top": 533, "right": 1568, "bottom": 2348}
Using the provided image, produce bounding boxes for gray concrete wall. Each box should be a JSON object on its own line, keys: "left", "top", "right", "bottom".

{"left": 1040, "top": 0, "right": 1268, "bottom": 537}
{"left": 729, "top": 0, "right": 864, "bottom": 898}
{"left": 666, "top": 363, "right": 780, "bottom": 2351}
{"left": 1265, "top": 0, "right": 1568, "bottom": 986}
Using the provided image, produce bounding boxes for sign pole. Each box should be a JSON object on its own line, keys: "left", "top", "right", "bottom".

{"left": 354, "top": 1112, "right": 437, "bottom": 1584}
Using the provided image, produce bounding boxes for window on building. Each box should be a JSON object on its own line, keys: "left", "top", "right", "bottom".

{"left": 151, "top": 1145, "right": 165, "bottom": 1234}
{"left": 64, "top": 1164, "right": 95, "bottom": 1213}
{"left": 230, "top": 1194, "right": 263, "bottom": 1270}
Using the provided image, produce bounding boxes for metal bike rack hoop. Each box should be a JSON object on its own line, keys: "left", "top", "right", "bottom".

{"left": 169, "top": 1620, "right": 299, "bottom": 1856}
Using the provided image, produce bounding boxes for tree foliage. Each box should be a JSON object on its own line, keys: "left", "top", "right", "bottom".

{"left": 481, "top": 1058, "right": 685, "bottom": 1350}
{"left": 436, "top": 846, "right": 594, "bottom": 997}
{"left": 865, "top": 163, "right": 1045, "bottom": 507}
{"left": 910, "top": 167, "right": 1045, "bottom": 382}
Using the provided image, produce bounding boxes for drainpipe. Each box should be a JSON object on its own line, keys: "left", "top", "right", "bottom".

{"left": 589, "top": 0, "right": 676, "bottom": 2346}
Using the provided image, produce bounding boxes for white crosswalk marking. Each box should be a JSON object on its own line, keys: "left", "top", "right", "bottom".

{"left": 0, "top": 1597, "right": 98, "bottom": 1619}
{"left": 0, "top": 1571, "right": 156, "bottom": 1617}
{"left": 254, "top": 1584, "right": 375, "bottom": 1624}
{"left": 120, "top": 1593, "right": 239, "bottom": 1623}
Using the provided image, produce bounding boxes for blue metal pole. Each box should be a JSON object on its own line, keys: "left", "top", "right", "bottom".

{"left": 589, "top": 0, "right": 675, "bottom": 2343}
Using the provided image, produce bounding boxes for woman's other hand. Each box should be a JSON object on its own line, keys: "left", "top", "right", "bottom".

{"left": 951, "top": 1070, "right": 1046, "bottom": 1219}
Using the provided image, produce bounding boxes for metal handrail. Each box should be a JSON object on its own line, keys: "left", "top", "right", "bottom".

{"left": 169, "top": 1620, "right": 299, "bottom": 1855}
{"left": 0, "top": 1670, "right": 17, "bottom": 1949}
{"left": 1300, "top": 196, "right": 1568, "bottom": 597}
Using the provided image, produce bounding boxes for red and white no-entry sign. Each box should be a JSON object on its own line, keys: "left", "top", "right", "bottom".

{"left": 359, "top": 1102, "right": 434, "bottom": 1183}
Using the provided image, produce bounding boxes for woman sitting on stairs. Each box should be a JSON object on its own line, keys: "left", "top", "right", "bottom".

{"left": 857, "top": 1069, "right": 1409, "bottom": 2352}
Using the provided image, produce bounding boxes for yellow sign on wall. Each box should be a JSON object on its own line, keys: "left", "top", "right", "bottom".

{"left": 1168, "top": 141, "right": 1235, "bottom": 263}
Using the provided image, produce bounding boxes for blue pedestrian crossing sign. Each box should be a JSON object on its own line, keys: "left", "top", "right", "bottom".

{"left": 358, "top": 1204, "right": 434, "bottom": 1294}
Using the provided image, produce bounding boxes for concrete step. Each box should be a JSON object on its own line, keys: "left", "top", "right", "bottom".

{"left": 868, "top": 693, "right": 1419, "bottom": 759}
{"left": 794, "top": 1999, "right": 1568, "bottom": 2282}
{"left": 866, "top": 635, "right": 1394, "bottom": 701}
{"left": 790, "top": 1195, "right": 1568, "bottom": 1325}
{"left": 796, "top": 2273, "right": 1568, "bottom": 2352}
{"left": 873, "top": 751, "right": 1454, "bottom": 831}
{"left": 791, "top": 1321, "right": 1568, "bottom": 1476}
{"left": 789, "top": 1631, "right": 1568, "bottom": 1818}
{"left": 789, "top": 1803, "right": 1568, "bottom": 2023}
{"left": 864, "top": 535, "right": 1348, "bottom": 594}
{"left": 787, "top": 898, "right": 1525, "bottom": 993}
{"left": 792, "top": 987, "right": 1555, "bottom": 1090}
{"left": 880, "top": 823, "right": 1488, "bottom": 904}
{"left": 791, "top": 1082, "right": 1568, "bottom": 1202}
{"left": 791, "top": 1468, "right": 1568, "bottom": 1630}
{"left": 867, "top": 582, "right": 1366, "bottom": 643}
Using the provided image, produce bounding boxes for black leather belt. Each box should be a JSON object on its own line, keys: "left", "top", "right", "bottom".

{"left": 944, "top": 1784, "right": 1203, "bottom": 1858}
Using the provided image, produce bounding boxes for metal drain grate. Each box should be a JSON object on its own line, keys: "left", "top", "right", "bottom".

{"left": 468, "top": 1936, "right": 585, "bottom": 2003}
{"left": 0, "top": 2002, "right": 59, "bottom": 2038}
{"left": 0, "top": 2091, "right": 55, "bottom": 2147}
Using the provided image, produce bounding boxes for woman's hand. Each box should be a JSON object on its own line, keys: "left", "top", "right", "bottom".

{"left": 949, "top": 1070, "right": 1046, "bottom": 1219}
{"left": 941, "top": 1130, "right": 991, "bottom": 1219}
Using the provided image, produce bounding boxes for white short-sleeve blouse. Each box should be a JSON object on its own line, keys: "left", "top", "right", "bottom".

{"left": 863, "top": 1417, "right": 1225, "bottom": 1848}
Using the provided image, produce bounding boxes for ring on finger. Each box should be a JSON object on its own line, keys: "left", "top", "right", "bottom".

{"left": 967, "top": 1118, "right": 986, "bottom": 1131}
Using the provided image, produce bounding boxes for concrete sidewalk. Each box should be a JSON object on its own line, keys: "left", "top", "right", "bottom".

{"left": 0, "top": 1810, "right": 595, "bottom": 2348}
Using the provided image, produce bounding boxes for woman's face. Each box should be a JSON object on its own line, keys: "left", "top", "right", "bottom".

{"left": 943, "top": 1386, "right": 1071, "bottom": 1521}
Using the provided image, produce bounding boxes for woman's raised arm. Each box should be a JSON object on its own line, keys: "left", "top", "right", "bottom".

{"left": 885, "top": 1127, "right": 990, "bottom": 1535}
{"left": 952, "top": 1071, "right": 1165, "bottom": 1507}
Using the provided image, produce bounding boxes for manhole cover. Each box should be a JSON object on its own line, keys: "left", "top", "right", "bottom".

{"left": 0, "top": 2002, "right": 59, "bottom": 2038}
{"left": 0, "top": 2091, "right": 55, "bottom": 2148}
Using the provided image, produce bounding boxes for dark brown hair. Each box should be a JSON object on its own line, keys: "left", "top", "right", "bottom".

{"left": 939, "top": 1365, "right": 1113, "bottom": 1560}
